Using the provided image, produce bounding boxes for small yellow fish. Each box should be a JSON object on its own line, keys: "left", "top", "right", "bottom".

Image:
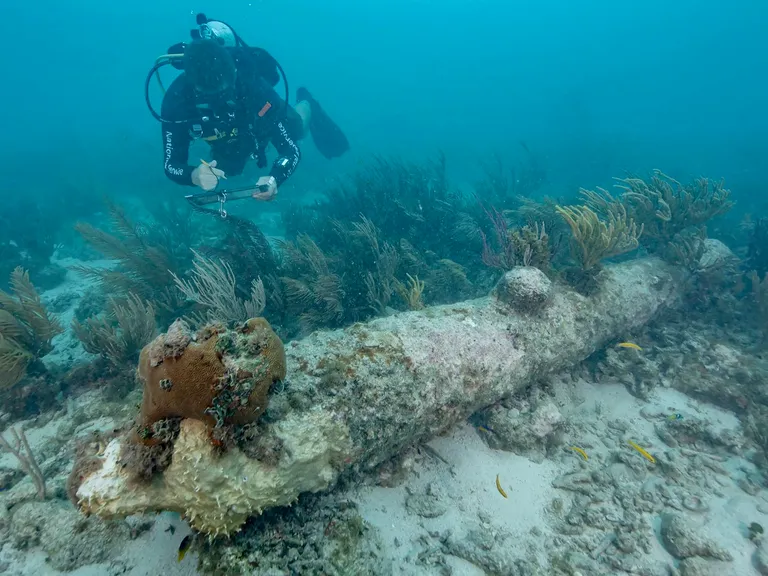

{"left": 617, "top": 342, "right": 642, "bottom": 351}
{"left": 177, "top": 534, "right": 194, "bottom": 562}
{"left": 570, "top": 446, "right": 589, "bottom": 461}
{"left": 627, "top": 440, "right": 656, "bottom": 464}
{"left": 495, "top": 474, "right": 508, "bottom": 498}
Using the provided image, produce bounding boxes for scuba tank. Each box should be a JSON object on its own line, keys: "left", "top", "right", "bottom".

{"left": 145, "top": 13, "right": 289, "bottom": 125}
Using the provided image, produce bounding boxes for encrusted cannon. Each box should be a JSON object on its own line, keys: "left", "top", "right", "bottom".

{"left": 74, "top": 258, "right": 684, "bottom": 535}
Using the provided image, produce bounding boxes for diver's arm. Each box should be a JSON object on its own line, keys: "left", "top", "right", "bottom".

{"left": 160, "top": 77, "right": 197, "bottom": 186}
{"left": 268, "top": 120, "right": 301, "bottom": 187}
{"left": 161, "top": 125, "right": 196, "bottom": 186}
{"left": 245, "top": 72, "right": 300, "bottom": 187}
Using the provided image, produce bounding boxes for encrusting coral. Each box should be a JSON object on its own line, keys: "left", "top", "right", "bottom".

{"left": 69, "top": 316, "right": 289, "bottom": 534}
{"left": 81, "top": 414, "right": 351, "bottom": 536}
{"left": 136, "top": 317, "right": 286, "bottom": 443}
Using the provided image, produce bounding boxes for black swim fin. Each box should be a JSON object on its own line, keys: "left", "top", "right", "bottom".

{"left": 297, "top": 87, "right": 349, "bottom": 159}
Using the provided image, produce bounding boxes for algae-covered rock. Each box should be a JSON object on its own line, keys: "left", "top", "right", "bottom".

{"left": 679, "top": 557, "right": 730, "bottom": 576}
{"left": 0, "top": 466, "right": 22, "bottom": 491}
{"left": 484, "top": 400, "right": 564, "bottom": 461}
{"left": 198, "top": 492, "right": 390, "bottom": 576}
{"left": 404, "top": 482, "right": 447, "bottom": 518}
{"left": 660, "top": 513, "right": 732, "bottom": 561}
{"left": 493, "top": 266, "right": 553, "bottom": 313}
{"left": 698, "top": 239, "right": 737, "bottom": 271}
{"left": 9, "top": 500, "right": 129, "bottom": 571}
{"left": 443, "top": 521, "right": 545, "bottom": 574}
{"left": 597, "top": 345, "right": 662, "bottom": 400}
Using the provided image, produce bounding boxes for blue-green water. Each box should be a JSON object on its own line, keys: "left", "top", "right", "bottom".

{"left": 2, "top": 1, "right": 768, "bottom": 575}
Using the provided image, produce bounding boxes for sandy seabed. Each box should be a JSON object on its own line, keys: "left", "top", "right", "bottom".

{"left": 2, "top": 374, "right": 764, "bottom": 576}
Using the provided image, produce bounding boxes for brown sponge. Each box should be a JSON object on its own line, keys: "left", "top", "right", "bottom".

{"left": 136, "top": 318, "right": 286, "bottom": 443}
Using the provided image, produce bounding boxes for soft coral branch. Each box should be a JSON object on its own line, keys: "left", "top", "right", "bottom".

{"left": 479, "top": 203, "right": 516, "bottom": 271}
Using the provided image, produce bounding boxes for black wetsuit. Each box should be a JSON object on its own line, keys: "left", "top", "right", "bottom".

{"left": 160, "top": 47, "right": 301, "bottom": 187}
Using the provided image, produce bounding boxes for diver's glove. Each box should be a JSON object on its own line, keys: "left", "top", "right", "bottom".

{"left": 191, "top": 160, "right": 226, "bottom": 191}
{"left": 252, "top": 176, "right": 278, "bottom": 202}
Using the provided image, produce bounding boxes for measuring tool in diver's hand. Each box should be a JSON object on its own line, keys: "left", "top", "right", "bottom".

{"left": 184, "top": 184, "right": 270, "bottom": 207}
{"left": 185, "top": 183, "right": 271, "bottom": 219}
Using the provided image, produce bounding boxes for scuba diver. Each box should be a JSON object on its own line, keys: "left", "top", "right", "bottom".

{"left": 147, "top": 14, "right": 349, "bottom": 201}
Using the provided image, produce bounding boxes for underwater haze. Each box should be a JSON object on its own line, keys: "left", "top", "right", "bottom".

{"left": 4, "top": 0, "right": 768, "bottom": 191}
{"left": 6, "top": 1, "right": 768, "bottom": 575}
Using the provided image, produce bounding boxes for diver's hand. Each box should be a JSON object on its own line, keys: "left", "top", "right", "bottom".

{"left": 191, "top": 160, "right": 225, "bottom": 191}
{"left": 252, "top": 176, "right": 278, "bottom": 201}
